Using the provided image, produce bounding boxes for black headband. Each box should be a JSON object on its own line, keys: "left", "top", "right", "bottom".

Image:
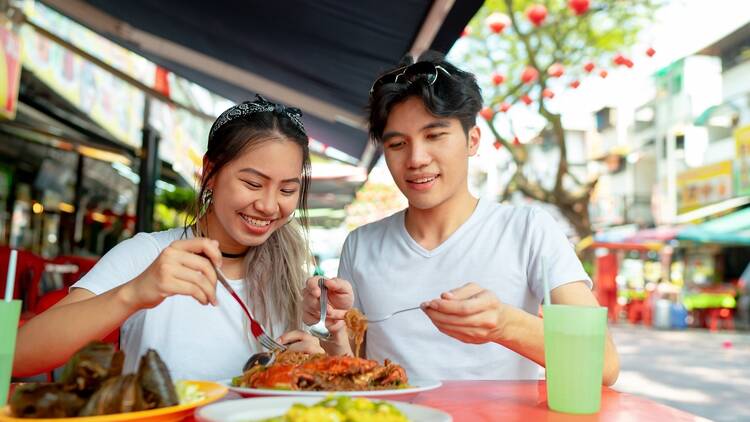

{"left": 209, "top": 95, "right": 306, "bottom": 141}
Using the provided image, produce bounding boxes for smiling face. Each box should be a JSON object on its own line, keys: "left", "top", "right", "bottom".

{"left": 382, "top": 96, "right": 479, "bottom": 211}
{"left": 204, "top": 138, "right": 303, "bottom": 251}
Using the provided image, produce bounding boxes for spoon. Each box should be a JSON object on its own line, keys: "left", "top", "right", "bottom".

{"left": 242, "top": 351, "right": 276, "bottom": 372}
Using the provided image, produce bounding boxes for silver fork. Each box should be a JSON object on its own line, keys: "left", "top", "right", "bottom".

{"left": 307, "top": 278, "right": 332, "bottom": 340}
{"left": 213, "top": 265, "right": 287, "bottom": 352}
{"left": 367, "top": 306, "right": 422, "bottom": 323}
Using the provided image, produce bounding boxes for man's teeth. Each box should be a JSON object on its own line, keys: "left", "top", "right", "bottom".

{"left": 412, "top": 176, "right": 437, "bottom": 183}
{"left": 240, "top": 214, "right": 271, "bottom": 227}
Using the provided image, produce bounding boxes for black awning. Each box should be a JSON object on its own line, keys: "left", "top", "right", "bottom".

{"left": 41, "top": 0, "right": 482, "bottom": 167}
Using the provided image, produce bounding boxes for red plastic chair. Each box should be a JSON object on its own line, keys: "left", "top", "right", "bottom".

{"left": 49, "top": 255, "right": 99, "bottom": 287}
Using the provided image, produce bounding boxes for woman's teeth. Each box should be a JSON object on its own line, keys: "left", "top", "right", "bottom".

{"left": 240, "top": 214, "right": 271, "bottom": 227}
{"left": 412, "top": 176, "right": 437, "bottom": 184}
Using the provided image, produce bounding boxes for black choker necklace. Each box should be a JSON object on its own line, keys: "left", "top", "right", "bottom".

{"left": 221, "top": 250, "right": 246, "bottom": 259}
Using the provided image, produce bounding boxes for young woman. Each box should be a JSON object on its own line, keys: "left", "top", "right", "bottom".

{"left": 15, "top": 96, "right": 323, "bottom": 381}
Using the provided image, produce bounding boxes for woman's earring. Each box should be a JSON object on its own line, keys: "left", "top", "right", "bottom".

{"left": 199, "top": 188, "right": 213, "bottom": 217}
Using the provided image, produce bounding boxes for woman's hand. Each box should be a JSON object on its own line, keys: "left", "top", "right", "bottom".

{"left": 123, "top": 238, "right": 222, "bottom": 310}
{"left": 278, "top": 330, "right": 325, "bottom": 354}
{"left": 422, "top": 282, "right": 509, "bottom": 344}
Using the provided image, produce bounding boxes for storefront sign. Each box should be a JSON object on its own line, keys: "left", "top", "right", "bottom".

{"left": 736, "top": 125, "right": 750, "bottom": 196}
{"left": 677, "top": 160, "right": 734, "bottom": 215}
{"left": 20, "top": 25, "right": 145, "bottom": 147}
{"left": 0, "top": 25, "right": 21, "bottom": 119}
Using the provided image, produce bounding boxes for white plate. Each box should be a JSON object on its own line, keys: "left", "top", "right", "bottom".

{"left": 220, "top": 379, "right": 442, "bottom": 400}
{"left": 195, "top": 396, "right": 452, "bottom": 422}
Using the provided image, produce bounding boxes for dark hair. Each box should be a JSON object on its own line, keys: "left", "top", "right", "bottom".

{"left": 198, "top": 111, "right": 311, "bottom": 228}
{"left": 367, "top": 50, "right": 483, "bottom": 142}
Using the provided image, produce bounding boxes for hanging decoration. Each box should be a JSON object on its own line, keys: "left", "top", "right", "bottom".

{"left": 499, "top": 102, "right": 511, "bottom": 112}
{"left": 521, "top": 66, "right": 539, "bottom": 84}
{"left": 521, "top": 94, "right": 533, "bottom": 105}
{"left": 646, "top": 47, "right": 656, "bottom": 57}
{"left": 492, "top": 72, "right": 505, "bottom": 85}
{"left": 568, "top": 0, "right": 590, "bottom": 16}
{"left": 599, "top": 69, "right": 608, "bottom": 78}
{"left": 547, "top": 63, "right": 565, "bottom": 78}
{"left": 583, "top": 62, "right": 595, "bottom": 73}
{"left": 485, "top": 12, "right": 511, "bottom": 34}
{"left": 493, "top": 140, "right": 503, "bottom": 150}
{"left": 542, "top": 88, "right": 555, "bottom": 99}
{"left": 480, "top": 106, "right": 495, "bottom": 121}
{"left": 525, "top": 4, "right": 548, "bottom": 26}
{"left": 569, "top": 80, "right": 581, "bottom": 89}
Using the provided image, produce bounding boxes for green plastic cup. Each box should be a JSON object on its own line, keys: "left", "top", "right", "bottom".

{"left": 543, "top": 304, "right": 607, "bottom": 414}
{"left": 0, "top": 299, "right": 21, "bottom": 405}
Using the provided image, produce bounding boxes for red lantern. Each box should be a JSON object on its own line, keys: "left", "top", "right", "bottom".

{"left": 461, "top": 26, "right": 472, "bottom": 37}
{"left": 569, "top": 80, "right": 581, "bottom": 89}
{"left": 521, "top": 67, "right": 539, "bottom": 84}
{"left": 547, "top": 63, "right": 565, "bottom": 78}
{"left": 542, "top": 88, "right": 555, "bottom": 99}
{"left": 613, "top": 54, "right": 626, "bottom": 66}
{"left": 520, "top": 95, "right": 533, "bottom": 105}
{"left": 568, "top": 0, "right": 590, "bottom": 15}
{"left": 492, "top": 72, "right": 505, "bottom": 86}
{"left": 513, "top": 137, "right": 522, "bottom": 146}
{"left": 480, "top": 106, "right": 495, "bottom": 121}
{"left": 646, "top": 47, "right": 656, "bottom": 57}
{"left": 583, "top": 62, "right": 595, "bottom": 73}
{"left": 526, "top": 5, "right": 547, "bottom": 26}
{"left": 499, "top": 102, "right": 511, "bottom": 112}
{"left": 485, "top": 12, "right": 510, "bottom": 34}
{"left": 623, "top": 58, "right": 634, "bottom": 68}
{"left": 493, "top": 140, "right": 503, "bottom": 150}
{"left": 599, "top": 69, "right": 608, "bottom": 78}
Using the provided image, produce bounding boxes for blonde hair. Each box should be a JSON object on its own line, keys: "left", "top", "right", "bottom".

{"left": 243, "top": 220, "right": 310, "bottom": 331}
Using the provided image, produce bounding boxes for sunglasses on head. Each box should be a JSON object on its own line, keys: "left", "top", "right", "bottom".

{"left": 370, "top": 62, "right": 451, "bottom": 96}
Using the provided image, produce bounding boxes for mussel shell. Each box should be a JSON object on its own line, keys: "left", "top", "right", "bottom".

{"left": 59, "top": 341, "right": 124, "bottom": 396}
{"left": 78, "top": 374, "right": 144, "bottom": 416}
{"left": 137, "top": 349, "right": 178, "bottom": 408}
{"left": 9, "top": 383, "right": 85, "bottom": 418}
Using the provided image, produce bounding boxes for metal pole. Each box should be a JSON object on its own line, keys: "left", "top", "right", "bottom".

{"left": 136, "top": 97, "right": 160, "bottom": 233}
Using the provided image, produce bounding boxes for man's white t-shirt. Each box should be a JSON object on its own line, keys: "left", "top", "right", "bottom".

{"left": 338, "top": 199, "right": 591, "bottom": 381}
{"left": 73, "top": 228, "right": 282, "bottom": 381}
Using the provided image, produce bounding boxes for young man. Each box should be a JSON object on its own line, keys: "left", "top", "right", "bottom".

{"left": 304, "top": 52, "right": 619, "bottom": 385}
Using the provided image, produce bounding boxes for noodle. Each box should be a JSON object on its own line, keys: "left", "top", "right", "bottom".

{"left": 344, "top": 308, "right": 367, "bottom": 357}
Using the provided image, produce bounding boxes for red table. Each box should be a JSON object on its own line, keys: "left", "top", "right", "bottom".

{"left": 185, "top": 380, "right": 701, "bottom": 421}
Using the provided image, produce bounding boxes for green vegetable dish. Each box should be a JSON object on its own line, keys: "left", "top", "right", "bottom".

{"left": 259, "top": 396, "right": 410, "bottom": 422}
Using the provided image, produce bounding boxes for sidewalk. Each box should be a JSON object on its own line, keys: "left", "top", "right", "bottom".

{"left": 611, "top": 324, "right": 750, "bottom": 422}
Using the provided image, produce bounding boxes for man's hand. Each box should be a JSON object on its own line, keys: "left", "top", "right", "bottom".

{"left": 422, "top": 282, "right": 509, "bottom": 344}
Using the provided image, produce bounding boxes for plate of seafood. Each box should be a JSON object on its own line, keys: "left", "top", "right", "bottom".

{"left": 1, "top": 342, "right": 227, "bottom": 421}
{"left": 224, "top": 350, "right": 440, "bottom": 399}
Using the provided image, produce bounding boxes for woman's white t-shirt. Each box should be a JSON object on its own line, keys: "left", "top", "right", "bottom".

{"left": 73, "top": 228, "right": 280, "bottom": 381}
{"left": 338, "top": 199, "right": 591, "bottom": 381}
